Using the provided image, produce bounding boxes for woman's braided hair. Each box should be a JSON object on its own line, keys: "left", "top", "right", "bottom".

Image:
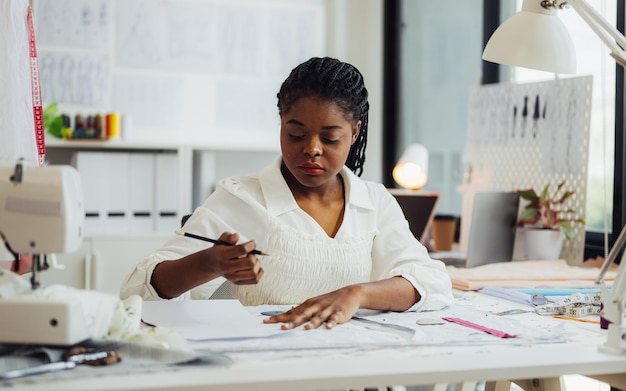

{"left": 277, "top": 57, "right": 369, "bottom": 177}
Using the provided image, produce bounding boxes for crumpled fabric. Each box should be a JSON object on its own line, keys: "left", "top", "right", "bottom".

{"left": 108, "top": 294, "right": 187, "bottom": 349}
{"left": 0, "top": 269, "right": 185, "bottom": 349}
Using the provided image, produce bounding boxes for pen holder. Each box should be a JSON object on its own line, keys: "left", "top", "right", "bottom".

{"left": 432, "top": 215, "right": 457, "bottom": 251}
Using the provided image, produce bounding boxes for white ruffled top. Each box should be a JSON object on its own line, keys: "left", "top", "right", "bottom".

{"left": 120, "top": 156, "right": 453, "bottom": 311}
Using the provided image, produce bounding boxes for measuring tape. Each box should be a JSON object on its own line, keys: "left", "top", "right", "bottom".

{"left": 535, "top": 292, "right": 602, "bottom": 317}
{"left": 26, "top": 5, "right": 45, "bottom": 167}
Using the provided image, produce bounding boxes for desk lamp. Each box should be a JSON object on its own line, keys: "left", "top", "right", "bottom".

{"left": 392, "top": 144, "right": 429, "bottom": 190}
{"left": 0, "top": 160, "right": 93, "bottom": 345}
{"left": 483, "top": 0, "right": 626, "bottom": 354}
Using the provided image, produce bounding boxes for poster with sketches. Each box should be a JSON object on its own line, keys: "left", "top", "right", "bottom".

{"left": 34, "top": 0, "right": 325, "bottom": 142}
{"left": 35, "top": 0, "right": 112, "bottom": 50}
{"left": 464, "top": 75, "right": 592, "bottom": 264}
{"left": 38, "top": 52, "right": 111, "bottom": 106}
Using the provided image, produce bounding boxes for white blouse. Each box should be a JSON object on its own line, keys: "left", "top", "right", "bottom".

{"left": 120, "top": 156, "right": 454, "bottom": 311}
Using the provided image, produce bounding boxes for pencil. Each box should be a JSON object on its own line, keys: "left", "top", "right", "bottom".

{"left": 175, "top": 230, "right": 268, "bottom": 256}
{"left": 553, "top": 315, "right": 600, "bottom": 324}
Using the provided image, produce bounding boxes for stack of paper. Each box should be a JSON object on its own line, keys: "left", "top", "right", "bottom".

{"left": 446, "top": 260, "right": 615, "bottom": 291}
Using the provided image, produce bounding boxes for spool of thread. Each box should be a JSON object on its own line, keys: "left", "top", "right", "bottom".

{"left": 105, "top": 113, "right": 120, "bottom": 138}
{"left": 94, "top": 114, "right": 104, "bottom": 139}
{"left": 74, "top": 114, "right": 85, "bottom": 138}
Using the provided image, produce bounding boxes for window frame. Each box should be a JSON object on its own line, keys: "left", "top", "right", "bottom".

{"left": 383, "top": 0, "right": 626, "bottom": 257}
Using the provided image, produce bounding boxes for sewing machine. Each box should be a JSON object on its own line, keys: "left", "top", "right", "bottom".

{"left": 0, "top": 161, "right": 94, "bottom": 345}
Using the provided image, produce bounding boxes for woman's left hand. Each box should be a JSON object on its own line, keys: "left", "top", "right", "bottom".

{"left": 262, "top": 285, "right": 364, "bottom": 330}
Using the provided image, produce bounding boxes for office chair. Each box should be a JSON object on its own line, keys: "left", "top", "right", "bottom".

{"left": 181, "top": 214, "right": 233, "bottom": 299}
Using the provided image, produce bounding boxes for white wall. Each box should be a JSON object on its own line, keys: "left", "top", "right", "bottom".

{"left": 34, "top": 0, "right": 384, "bottom": 182}
{"left": 325, "top": 0, "right": 384, "bottom": 183}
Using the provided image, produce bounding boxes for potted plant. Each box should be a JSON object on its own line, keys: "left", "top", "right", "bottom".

{"left": 516, "top": 180, "right": 585, "bottom": 260}
{"left": 43, "top": 102, "right": 65, "bottom": 138}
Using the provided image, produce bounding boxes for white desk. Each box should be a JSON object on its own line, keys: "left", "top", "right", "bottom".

{"left": 5, "top": 293, "right": 626, "bottom": 391}
{"left": 11, "top": 343, "right": 625, "bottom": 391}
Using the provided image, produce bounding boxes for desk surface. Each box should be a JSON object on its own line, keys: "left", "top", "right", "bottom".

{"left": 11, "top": 343, "right": 626, "bottom": 391}
{"left": 5, "top": 293, "right": 626, "bottom": 391}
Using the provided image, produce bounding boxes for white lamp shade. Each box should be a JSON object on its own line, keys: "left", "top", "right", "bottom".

{"left": 482, "top": 0, "right": 577, "bottom": 74}
{"left": 392, "top": 144, "right": 429, "bottom": 190}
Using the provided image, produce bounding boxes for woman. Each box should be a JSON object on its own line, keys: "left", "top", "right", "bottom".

{"left": 121, "top": 57, "right": 453, "bottom": 330}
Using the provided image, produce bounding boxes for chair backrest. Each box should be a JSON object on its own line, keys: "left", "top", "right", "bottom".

{"left": 181, "top": 214, "right": 192, "bottom": 227}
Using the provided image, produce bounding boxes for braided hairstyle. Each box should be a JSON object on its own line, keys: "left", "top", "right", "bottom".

{"left": 277, "top": 57, "right": 369, "bottom": 177}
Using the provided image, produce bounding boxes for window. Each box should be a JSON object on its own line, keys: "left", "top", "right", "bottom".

{"left": 502, "top": 0, "right": 616, "bottom": 237}
{"left": 387, "top": 0, "right": 483, "bottom": 216}
{"left": 384, "top": 0, "right": 626, "bottom": 258}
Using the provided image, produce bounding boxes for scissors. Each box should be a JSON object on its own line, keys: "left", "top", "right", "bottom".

{"left": 0, "top": 347, "right": 121, "bottom": 381}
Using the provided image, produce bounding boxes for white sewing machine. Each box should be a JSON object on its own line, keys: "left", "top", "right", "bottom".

{"left": 0, "top": 161, "right": 96, "bottom": 345}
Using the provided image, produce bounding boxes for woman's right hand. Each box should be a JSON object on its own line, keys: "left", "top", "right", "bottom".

{"left": 151, "top": 231, "right": 264, "bottom": 299}
{"left": 203, "top": 232, "right": 264, "bottom": 285}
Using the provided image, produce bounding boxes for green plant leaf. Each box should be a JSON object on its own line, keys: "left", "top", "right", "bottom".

{"left": 43, "top": 102, "right": 58, "bottom": 120}
{"left": 516, "top": 180, "right": 585, "bottom": 238}
{"left": 557, "top": 221, "right": 574, "bottom": 240}
{"left": 555, "top": 190, "right": 574, "bottom": 204}
{"left": 43, "top": 102, "right": 64, "bottom": 138}
{"left": 517, "top": 188, "right": 539, "bottom": 202}
{"left": 555, "top": 180, "right": 566, "bottom": 195}
{"left": 518, "top": 207, "right": 539, "bottom": 224}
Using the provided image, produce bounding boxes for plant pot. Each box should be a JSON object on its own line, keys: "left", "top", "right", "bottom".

{"left": 523, "top": 228, "right": 564, "bottom": 260}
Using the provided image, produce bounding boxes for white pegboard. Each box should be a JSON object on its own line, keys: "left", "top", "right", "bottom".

{"left": 463, "top": 75, "right": 592, "bottom": 265}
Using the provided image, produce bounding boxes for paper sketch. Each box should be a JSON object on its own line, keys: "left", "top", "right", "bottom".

{"left": 35, "top": 0, "right": 325, "bottom": 142}
{"left": 39, "top": 51, "right": 110, "bottom": 106}
{"left": 36, "top": 0, "right": 112, "bottom": 50}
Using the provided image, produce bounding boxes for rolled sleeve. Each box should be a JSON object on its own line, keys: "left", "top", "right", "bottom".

{"left": 120, "top": 255, "right": 169, "bottom": 301}
{"left": 371, "top": 187, "right": 454, "bottom": 311}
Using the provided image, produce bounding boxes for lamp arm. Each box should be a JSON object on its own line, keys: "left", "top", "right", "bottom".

{"left": 611, "top": 249, "right": 626, "bottom": 304}
{"left": 596, "top": 223, "right": 626, "bottom": 285}
{"left": 599, "top": 247, "right": 626, "bottom": 354}
{"left": 595, "top": 222, "right": 626, "bottom": 311}
{"left": 568, "top": 0, "right": 626, "bottom": 67}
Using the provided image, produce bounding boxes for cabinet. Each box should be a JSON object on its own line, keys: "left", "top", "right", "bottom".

{"left": 45, "top": 139, "right": 192, "bottom": 234}
{"left": 40, "top": 234, "right": 171, "bottom": 295}
{"left": 44, "top": 138, "right": 279, "bottom": 293}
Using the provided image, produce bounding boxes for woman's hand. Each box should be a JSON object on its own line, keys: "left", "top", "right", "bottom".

{"left": 203, "top": 232, "right": 264, "bottom": 285}
{"left": 261, "top": 277, "right": 420, "bottom": 330}
{"left": 151, "top": 231, "right": 264, "bottom": 299}
{"left": 262, "top": 285, "right": 365, "bottom": 330}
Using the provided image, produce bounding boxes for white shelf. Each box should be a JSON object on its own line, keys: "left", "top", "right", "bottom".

{"left": 46, "top": 137, "right": 280, "bottom": 153}
{"left": 45, "top": 137, "right": 182, "bottom": 151}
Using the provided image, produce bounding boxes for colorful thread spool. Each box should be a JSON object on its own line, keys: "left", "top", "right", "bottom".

{"left": 105, "top": 113, "right": 120, "bottom": 138}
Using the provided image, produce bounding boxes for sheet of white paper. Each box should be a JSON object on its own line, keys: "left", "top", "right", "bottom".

{"left": 190, "top": 305, "right": 409, "bottom": 355}
{"left": 141, "top": 299, "right": 285, "bottom": 341}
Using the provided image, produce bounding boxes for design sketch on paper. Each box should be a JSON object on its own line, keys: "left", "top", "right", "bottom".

{"left": 36, "top": 0, "right": 112, "bottom": 50}
{"left": 39, "top": 51, "right": 110, "bottom": 106}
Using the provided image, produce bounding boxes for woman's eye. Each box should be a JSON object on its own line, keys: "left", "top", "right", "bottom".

{"left": 289, "top": 134, "right": 305, "bottom": 141}
{"left": 323, "top": 138, "right": 339, "bottom": 144}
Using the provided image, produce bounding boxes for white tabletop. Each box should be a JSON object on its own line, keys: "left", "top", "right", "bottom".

{"left": 5, "top": 292, "right": 626, "bottom": 391}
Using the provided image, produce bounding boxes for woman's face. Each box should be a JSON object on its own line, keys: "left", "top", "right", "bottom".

{"left": 280, "top": 97, "right": 360, "bottom": 192}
